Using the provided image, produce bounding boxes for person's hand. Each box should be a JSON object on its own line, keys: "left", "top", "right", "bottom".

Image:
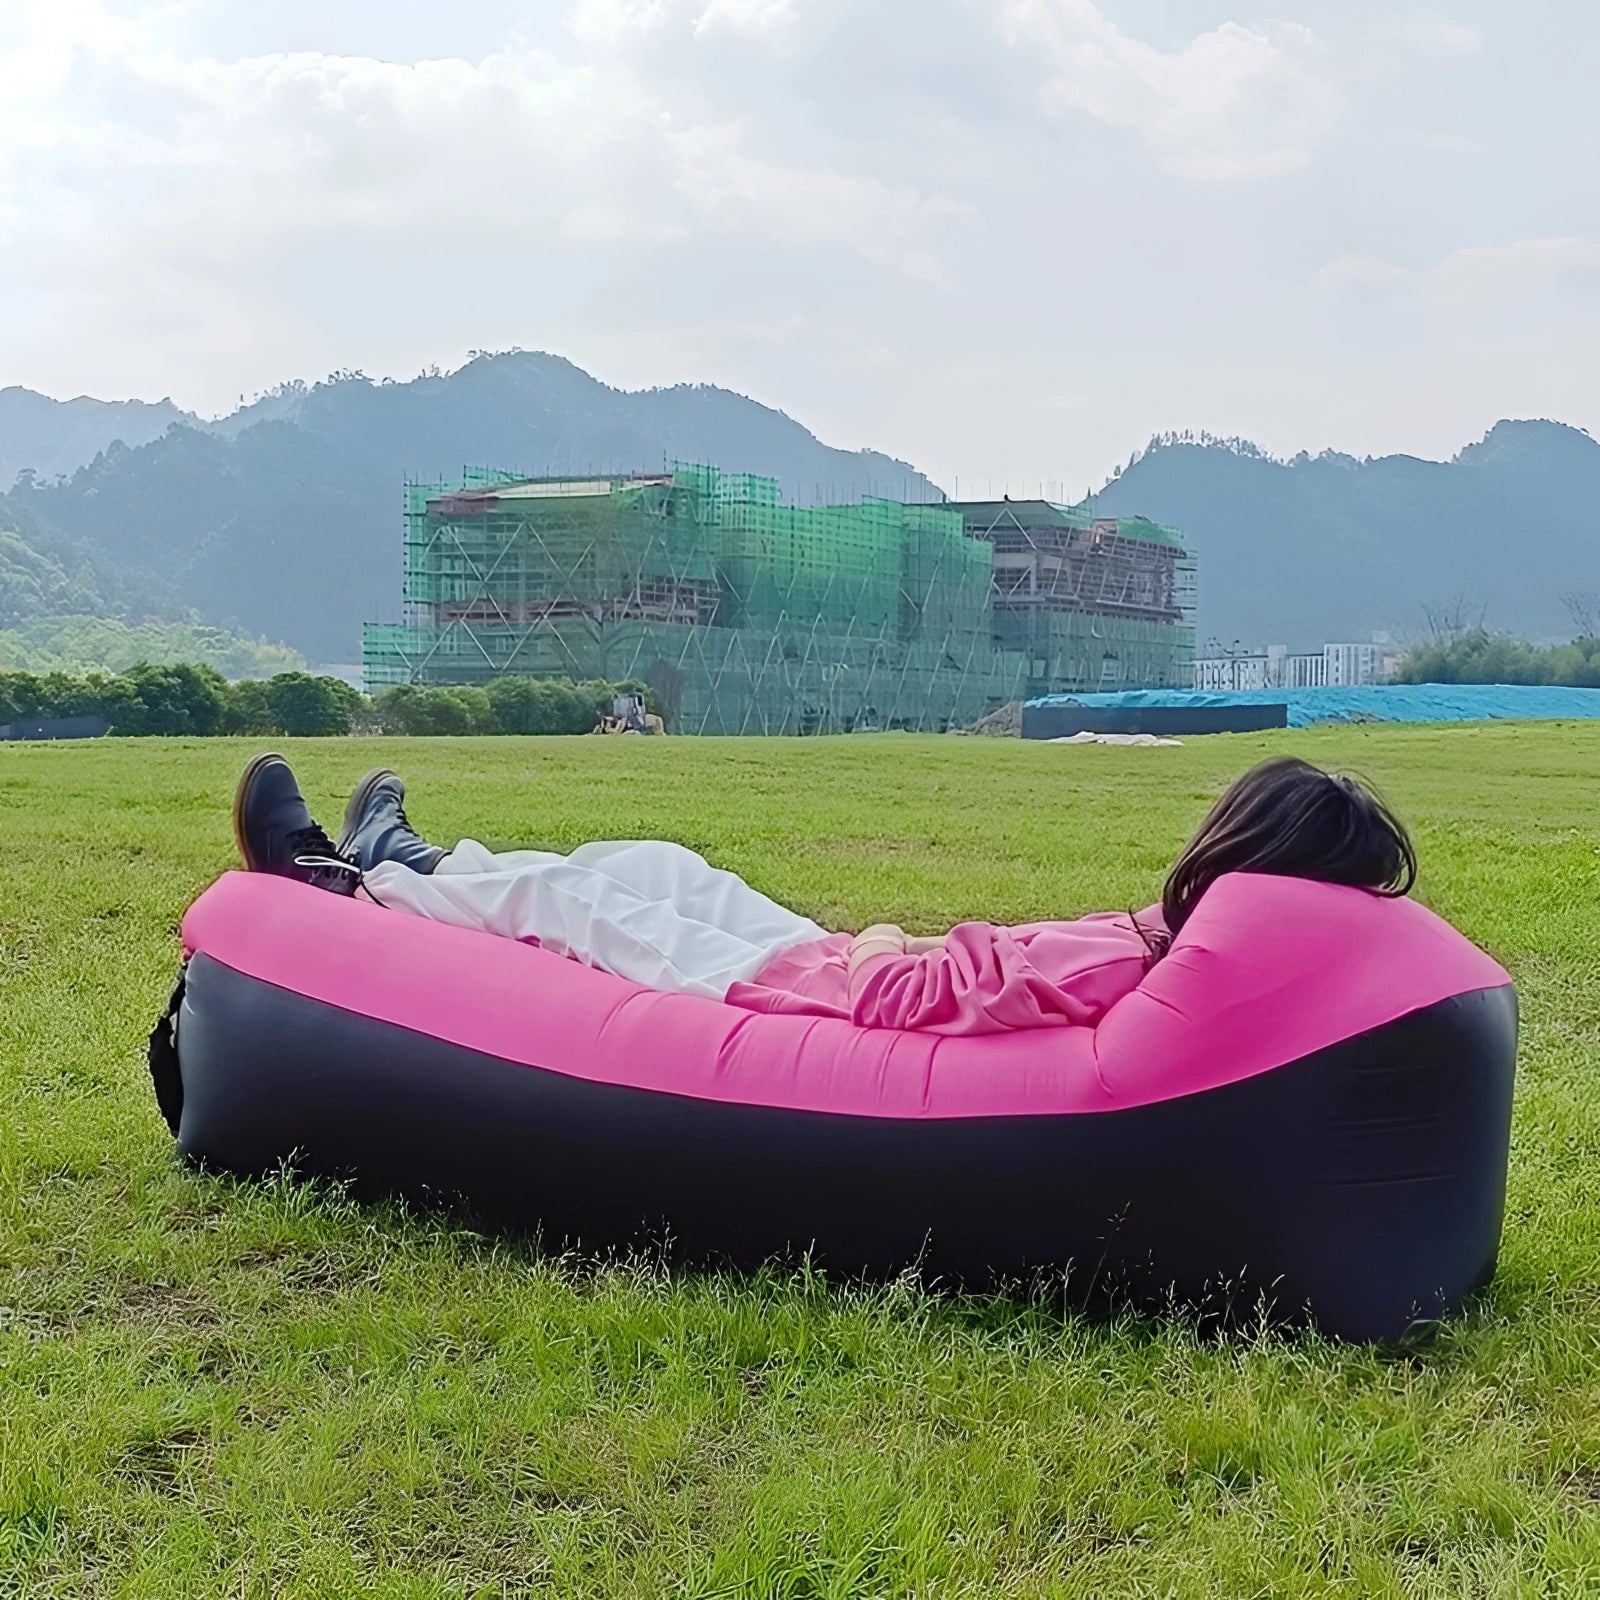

{"left": 849, "top": 924, "right": 907, "bottom": 974}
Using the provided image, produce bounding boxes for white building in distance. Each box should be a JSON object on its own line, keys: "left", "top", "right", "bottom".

{"left": 1193, "top": 637, "right": 1401, "bottom": 692}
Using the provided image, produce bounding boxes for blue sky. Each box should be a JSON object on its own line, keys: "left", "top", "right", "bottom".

{"left": 0, "top": 0, "right": 1594, "bottom": 490}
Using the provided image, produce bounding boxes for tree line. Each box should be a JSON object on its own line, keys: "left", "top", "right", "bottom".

{"left": 1394, "top": 629, "right": 1600, "bottom": 688}
{"left": 0, "top": 664, "right": 663, "bottom": 737}
{"left": 15, "top": 638, "right": 1600, "bottom": 739}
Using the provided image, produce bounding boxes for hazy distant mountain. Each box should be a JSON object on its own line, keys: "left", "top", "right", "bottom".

{"left": 0, "top": 386, "right": 197, "bottom": 487}
{"left": 214, "top": 354, "right": 940, "bottom": 502}
{"left": 5, "top": 350, "right": 1599, "bottom": 666}
{"left": 1095, "top": 421, "right": 1600, "bottom": 650}
{"left": 2, "top": 353, "right": 940, "bottom": 661}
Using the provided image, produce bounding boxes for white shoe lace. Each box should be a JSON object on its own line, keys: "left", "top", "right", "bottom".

{"left": 292, "top": 852, "right": 363, "bottom": 886}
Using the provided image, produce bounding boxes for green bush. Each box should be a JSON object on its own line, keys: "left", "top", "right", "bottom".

{"left": 481, "top": 676, "right": 658, "bottom": 735}
{"left": 265, "top": 672, "right": 365, "bottom": 737}
{"left": 1397, "top": 628, "right": 1600, "bottom": 687}
{"left": 485, "top": 676, "right": 579, "bottom": 735}
{"left": 109, "top": 663, "right": 229, "bottom": 736}
{"left": 371, "top": 684, "right": 497, "bottom": 736}
{"left": 220, "top": 678, "right": 277, "bottom": 737}
{"left": 2, "top": 665, "right": 666, "bottom": 737}
{"left": 376, "top": 677, "right": 664, "bottom": 736}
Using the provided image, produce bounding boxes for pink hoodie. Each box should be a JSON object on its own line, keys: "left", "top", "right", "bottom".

{"left": 725, "top": 911, "right": 1160, "bottom": 1036}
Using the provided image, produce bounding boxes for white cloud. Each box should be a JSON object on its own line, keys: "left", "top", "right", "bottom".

{"left": 1314, "top": 254, "right": 1411, "bottom": 294}
{"left": 998, "top": 0, "right": 1335, "bottom": 181}
{"left": 1434, "top": 237, "right": 1600, "bottom": 302}
{"left": 694, "top": 0, "right": 798, "bottom": 39}
{"left": 1315, "top": 238, "right": 1600, "bottom": 307}
{"left": 0, "top": 20, "right": 956, "bottom": 273}
{"left": 0, "top": 0, "right": 1594, "bottom": 495}
{"left": 1412, "top": 129, "right": 1487, "bottom": 155}
{"left": 1383, "top": 13, "right": 1485, "bottom": 57}
{"left": 672, "top": 124, "right": 966, "bottom": 278}
{"left": 568, "top": 0, "right": 797, "bottom": 45}
{"left": 0, "top": 1, "right": 139, "bottom": 168}
{"left": 0, "top": 0, "right": 981, "bottom": 414}
{"left": 566, "top": 0, "right": 670, "bottom": 45}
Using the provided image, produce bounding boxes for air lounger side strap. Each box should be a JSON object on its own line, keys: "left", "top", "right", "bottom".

{"left": 148, "top": 962, "right": 187, "bottom": 1136}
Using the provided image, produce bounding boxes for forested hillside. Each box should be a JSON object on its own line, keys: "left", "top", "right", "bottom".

{"left": 5, "top": 351, "right": 1599, "bottom": 661}
{"left": 1095, "top": 421, "right": 1600, "bottom": 649}
{"left": 2, "top": 353, "right": 938, "bottom": 663}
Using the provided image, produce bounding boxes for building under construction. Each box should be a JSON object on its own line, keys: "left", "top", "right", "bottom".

{"left": 361, "top": 465, "right": 1195, "bottom": 734}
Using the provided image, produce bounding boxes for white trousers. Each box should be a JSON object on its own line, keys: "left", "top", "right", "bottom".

{"left": 363, "top": 839, "right": 828, "bottom": 1000}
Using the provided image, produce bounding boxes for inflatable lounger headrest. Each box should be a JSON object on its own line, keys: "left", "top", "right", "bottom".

{"left": 150, "top": 871, "right": 1517, "bottom": 1342}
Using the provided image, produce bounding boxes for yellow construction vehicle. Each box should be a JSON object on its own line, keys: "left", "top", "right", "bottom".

{"left": 593, "top": 692, "right": 666, "bottom": 736}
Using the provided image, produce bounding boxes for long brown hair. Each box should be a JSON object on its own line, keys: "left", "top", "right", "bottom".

{"left": 1159, "top": 756, "right": 1417, "bottom": 941}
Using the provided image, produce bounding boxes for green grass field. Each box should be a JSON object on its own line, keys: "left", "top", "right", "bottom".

{"left": 3, "top": 726, "right": 1599, "bottom": 1598}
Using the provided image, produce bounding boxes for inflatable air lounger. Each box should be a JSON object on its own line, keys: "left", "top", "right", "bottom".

{"left": 150, "top": 870, "right": 1517, "bottom": 1341}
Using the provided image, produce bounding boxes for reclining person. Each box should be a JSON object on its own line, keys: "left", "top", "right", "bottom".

{"left": 231, "top": 752, "right": 1416, "bottom": 1037}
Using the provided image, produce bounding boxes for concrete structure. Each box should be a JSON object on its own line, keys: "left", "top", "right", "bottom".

{"left": 363, "top": 466, "right": 1197, "bottom": 734}
{"left": 1194, "top": 638, "right": 1400, "bottom": 693}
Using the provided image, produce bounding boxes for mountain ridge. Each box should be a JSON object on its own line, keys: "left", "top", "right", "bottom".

{"left": 3, "top": 352, "right": 1597, "bottom": 663}
{"left": 0, "top": 386, "right": 199, "bottom": 487}
{"left": 0, "top": 353, "right": 943, "bottom": 662}
{"left": 4, "top": 352, "right": 937, "bottom": 499}
{"left": 1095, "top": 418, "right": 1600, "bottom": 650}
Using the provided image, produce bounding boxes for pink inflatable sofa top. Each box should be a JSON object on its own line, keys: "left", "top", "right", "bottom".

{"left": 182, "top": 870, "right": 1509, "bottom": 1121}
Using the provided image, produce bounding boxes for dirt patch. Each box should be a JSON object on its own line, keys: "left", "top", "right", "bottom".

{"left": 952, "top": 701, "right": 1022, "bottom": 737}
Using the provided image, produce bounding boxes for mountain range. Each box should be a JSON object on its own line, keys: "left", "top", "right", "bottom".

{"left": 0, "top": 353, "right": 937, "bottom": 663}
{"left": 2, "top": 351, "right": 1597, "bottom": 665}
{"left": 1093, "top": 421, "right": 1600, "bottom": 651}
{"left": 0, "top": 386, "right": 195, "bottom": 487}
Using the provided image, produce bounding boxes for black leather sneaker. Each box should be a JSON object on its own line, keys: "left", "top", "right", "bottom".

{"left": 336, "top": 768, "right": 447, "bottom": 875}
{"left": 232, "top": 753, "right": 361, "bottom": 895}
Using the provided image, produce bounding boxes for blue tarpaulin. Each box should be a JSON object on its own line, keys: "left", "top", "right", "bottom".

{"left": 1024, "top": 685, "right": 1600, "bottom": 729}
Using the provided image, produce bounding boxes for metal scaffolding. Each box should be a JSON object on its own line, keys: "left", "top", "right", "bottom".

{"left": 953, "top": 500, "right": 1196, "bottom": 692}
{"left": 363, "top": 467, "right": 1196, "bottom": 731}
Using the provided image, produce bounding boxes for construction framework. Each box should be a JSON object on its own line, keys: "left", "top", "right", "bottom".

{"left": 953, "top": 500, "right": 1196, "bottom": 692}
{"left": 363, "top": 466, "right": 1195, "bottom": 732}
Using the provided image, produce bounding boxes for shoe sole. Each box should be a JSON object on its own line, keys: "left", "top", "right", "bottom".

{"left": 231, "top": 751, "right": 288, "bottom": 872}
{"left": 337, "top": 767, "right": 402, "bottom": 859}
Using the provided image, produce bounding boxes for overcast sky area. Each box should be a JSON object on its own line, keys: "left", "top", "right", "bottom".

{"left": 1, "top": 0, "right": 1595, "bottom": 492}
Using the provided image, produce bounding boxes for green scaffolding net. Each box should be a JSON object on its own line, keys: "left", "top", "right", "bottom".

{"left": 362, "top": 465, "right": 1195, "bottom": 734}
